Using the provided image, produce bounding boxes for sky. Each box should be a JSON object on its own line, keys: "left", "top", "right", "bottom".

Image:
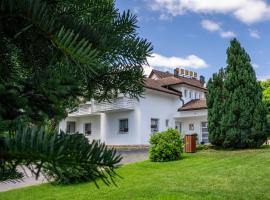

{"left": 116, "top": 0, "right": 270, "bottom": 81}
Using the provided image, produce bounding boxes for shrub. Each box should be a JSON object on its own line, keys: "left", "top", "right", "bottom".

{"left": 149, "top": 128, "right": 183, "bottom": 162}
{"left": 196, "top": 144, "right": 214, "bottom": 151}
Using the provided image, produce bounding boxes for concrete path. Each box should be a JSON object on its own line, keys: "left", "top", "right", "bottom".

{"left": 0, "top": 149, "right": 149, "bottom": 192}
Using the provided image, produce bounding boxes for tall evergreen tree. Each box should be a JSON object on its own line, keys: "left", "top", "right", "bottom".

{"left": 207, "top": 68, "right": 225, "bottom": 146}
{"left": 207, "top": 39, "right": 268, "bottom": 148}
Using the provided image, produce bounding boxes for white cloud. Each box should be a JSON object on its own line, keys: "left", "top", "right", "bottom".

{"left": 252, "top": 63, "right": 259, "bottom": 69}
{"left": 249, "top": 29, "right": 260, "bottom": 39}
{"left": 150, "top": 0, "right": 270, "bottom": 24}
{"left": 159, "top": 13, "right": 172, "bottom": 21}
{"left": 220, "top": 31, "right": 237, "bottom": 38}
{"left": 143, "top": 65, "right": 153, "bottom": 76}
{"left": 201, "top": 20, "right": 236, "bottom": 39}
{"left": 147, "top": 53, "right": 208, "bottom": 69}
{"left": 201, "top": 20, "right": 221, "bottom": 32}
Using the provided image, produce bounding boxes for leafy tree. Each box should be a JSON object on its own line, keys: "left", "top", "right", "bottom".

{"left": 0, "top": 0, "right": 152, "bottom": 183}
{"left": 207, "top": 39, "right": 268, "bottom": 148}
{"left": 261, "top": 80, "right": 270, "bottom": 108}
{"left": 260, "top": 80, "right": 270, "bottom": 121}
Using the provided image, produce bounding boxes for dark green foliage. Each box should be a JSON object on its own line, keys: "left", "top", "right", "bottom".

{"left": 207, "top": 39, "right": 268, "bottom": 148}
{"left": 0, "top": 0, "right": 150, "bottom": 183}
{"left": 1, "top": 126, "right": 122, "bottom": 185}
{"left": 149, "top": 129, "right": 183, "bottom": 162}
{"left": 207, "top": 68, "right": 226, "bottom": 146}
{"left": 0, "top": 0, "right": 152, "bottom": 129}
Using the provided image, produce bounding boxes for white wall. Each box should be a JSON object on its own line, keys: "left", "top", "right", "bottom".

{"left": 171, "top": 84, "right": 205, "bottom": 104}
{"left": 58, "top": 88, "right": 208, "bottom": 146}
{"left": 138, "top": 89, "right": 181, "bottom": 144}
{"left": 59, "top": 115, "right": 101, "bottom": 141}
{"left": 175, "top": 115, "right": 208, "bottom": 143}
{"left": 102, "top": 110, "right": 141, "bottom": 145}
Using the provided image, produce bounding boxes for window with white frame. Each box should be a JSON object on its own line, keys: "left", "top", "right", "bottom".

{"left": 184, "top": 90, "right": 187, "bottom": 97}
{"left": 84, "top": 123, "right": 91, "bottom": 135}
{"left": 151, "top": 118, "right": 159, "bottom": 133}
{"left": 66, "top": 121, "right": 76, "bottom": 133}
{"left": 165, "top": 119, "right": 169, "bottom": 127}
{"left": 119, "top": 119, "right": 128, "bottom": 134}
{"left": 189, "top": 123, "right": 194, "bottom": 131}
{"left": 189, "top": 91, "right": 192, "bottom": 98}
{"left": 201, "top": 122, "right": 209, "bottom": 143}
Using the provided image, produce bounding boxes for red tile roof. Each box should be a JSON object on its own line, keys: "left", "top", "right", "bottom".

{"left": 144, "top": 78, "right": 181, "bottom": 96}
{"left": 149, "top": 69, "right": 206, "bottom": 90}
{"left": 149, "top": 69, "right": 173, "bottom": 79}
{"left": 178, "top": 99, "right": 207, "bottom": 111}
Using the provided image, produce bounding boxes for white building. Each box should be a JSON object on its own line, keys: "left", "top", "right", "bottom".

{"left": 59, "top": 69, "right": 209, "bottom": 146}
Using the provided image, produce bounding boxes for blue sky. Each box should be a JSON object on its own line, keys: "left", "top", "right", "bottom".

{"left": 116, "top": 0, "right": 270, "bottom": 80}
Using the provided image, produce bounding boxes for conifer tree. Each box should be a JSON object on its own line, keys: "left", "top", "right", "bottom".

{"left": 207, "top": 68, "right": 225, "bottom": 146}
{"left": 207, "top": 39, "right": 268, "bottom": 148}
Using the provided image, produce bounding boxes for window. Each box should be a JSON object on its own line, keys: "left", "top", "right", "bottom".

{"left": 119, "top": 119, "right": 128, "bottom": 134}
{"left": 151, "top": 118, "right": 159, "bottom": 133}
{"left": 199, "top": 93, "right": 202, "bottom": 99}
{"left": 84, "top": 123, "right": 91, "bottom": 135}
{"left": 184, "top": 90, "right": 187, "bottom": 97}
{"left": 201, "top": 122, "right": 209, "bottom": 144}
{"left": 189, "top": 91, "right": 192, "bottom": 98}
{"left": 66, "top": 121, "right": 76, "bottom": 133}
{"left": 195, "top": 92, "right": 198, "bottom": 99}
{"left": 189, "top": 123, "right": 194, "bottom": 131}
{"left": 175, "top": 122, "right": 182, "bottom": 133}
{"left": 165, "top": 119, "right": 169, "bottom": 127}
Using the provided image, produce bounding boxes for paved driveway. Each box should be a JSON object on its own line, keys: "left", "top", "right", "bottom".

{"left": 0, "top": 149, "right": 149, "bottom": 192}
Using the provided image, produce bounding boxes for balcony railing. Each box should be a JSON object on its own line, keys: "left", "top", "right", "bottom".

{"left": 68, "top": 97, "right": 136, "bottom": 116}
{"left": 68, "top": 104, "right": 92, "bottom": 117}
{"left": 92, "top": 97, "right": 136, "bottom": 113}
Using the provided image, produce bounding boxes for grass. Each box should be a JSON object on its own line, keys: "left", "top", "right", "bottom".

{"left": 1, "top": 148, "right": 270, "bottom": 200}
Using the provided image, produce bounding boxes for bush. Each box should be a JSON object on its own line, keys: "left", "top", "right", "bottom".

{"left": 196, "top": 144, "right": 214, "bottom": 151}
{"left": 149, "top": 128, "right": 183, "bottom": 162}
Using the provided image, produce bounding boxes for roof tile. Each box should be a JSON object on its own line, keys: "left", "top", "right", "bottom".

{"left": 178, "top": 99, "right": 207, "bottom": 111}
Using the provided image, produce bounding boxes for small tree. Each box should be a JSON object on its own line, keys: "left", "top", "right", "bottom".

{"left": 207, "top": 39, "right": 268, "bottom": 148}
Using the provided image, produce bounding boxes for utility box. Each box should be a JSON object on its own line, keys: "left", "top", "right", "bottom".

{"left": 184, "top": 134, "right": 197, "bottom": 153}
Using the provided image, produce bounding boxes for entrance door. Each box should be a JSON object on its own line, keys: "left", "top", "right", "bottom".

{"left": 201, "top": 122, "right": 209, "bottom": 144}
{"left": 175, "top": 122, "right": 182, "bottom": 134}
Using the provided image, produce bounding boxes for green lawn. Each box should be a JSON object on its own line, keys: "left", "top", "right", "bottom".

{"left": 2, "top": 148, "right": 270, "bottom": 200}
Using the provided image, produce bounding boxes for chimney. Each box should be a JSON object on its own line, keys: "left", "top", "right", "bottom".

{"left": 174, "top": 68, "right": 179, "bottom": 77}
{"left": 200, "top": 75, "right": 205, "bottom": 85}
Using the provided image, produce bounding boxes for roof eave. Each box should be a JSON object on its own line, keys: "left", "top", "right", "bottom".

{"left": 145, "top": 86, "right": 181, "bottom": 96}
